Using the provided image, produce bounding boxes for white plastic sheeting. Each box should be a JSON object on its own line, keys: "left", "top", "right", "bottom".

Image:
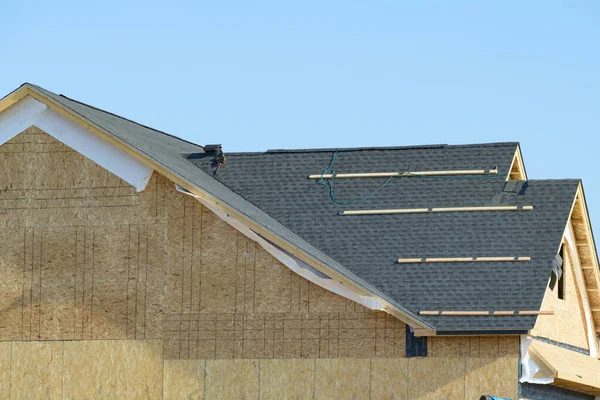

{"left": 0, "top": 96, "right": 153, "bottom": 191}
{"left": 520, "top": 336, "right": 555, "bottom": 385}
{"left": 175, "top": 185, "right": 385, "bottom": 311}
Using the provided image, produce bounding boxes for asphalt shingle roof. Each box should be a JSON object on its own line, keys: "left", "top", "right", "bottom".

{"left": 15, "top": 83, "right": 580, "bottom": 333}
{"left": 189, "top": 145, "right": 579, "bottom": 332}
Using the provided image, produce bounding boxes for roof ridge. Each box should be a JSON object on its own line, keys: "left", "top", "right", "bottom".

{"left": 215, "top": 142, "right": 519, "bottom": 156}
{"left": 26, "top": 83, "right": 204, "bottom": 150}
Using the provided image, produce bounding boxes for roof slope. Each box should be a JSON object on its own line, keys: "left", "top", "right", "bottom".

{"left": 6, "top": 84, "right": 580, "bottom": 332}
{"left": 189, "top": 145, "right": 579, "bottom": 332}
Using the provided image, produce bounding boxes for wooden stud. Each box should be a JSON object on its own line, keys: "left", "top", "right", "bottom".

{"left": 398, "top": 256, "right": 531, "bottom": 263}
{"left": 309, "top": 168, "right": 498, "bottom": 179}
{"left": 341, "top": 205, "right": 533, "bottom": 216}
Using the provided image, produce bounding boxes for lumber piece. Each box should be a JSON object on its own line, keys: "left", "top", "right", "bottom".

{"left": 308, "top": 168, "right": 498, "bottom": 179}
{"left": 418, "top": 310, "right": 554, "bottom": 316}
{"left": 341, "top": 205, "right": 533, "bottom": 215}
{"left": 397, "top": 256, "right": 531, "bottom": 263}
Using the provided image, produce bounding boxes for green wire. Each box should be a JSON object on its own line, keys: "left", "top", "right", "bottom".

{"left": 316, "top": 149, "right": 394, "bottom": 206}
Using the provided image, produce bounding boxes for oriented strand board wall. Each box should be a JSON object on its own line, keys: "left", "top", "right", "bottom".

{"left": 530, "top": 245, "right": 589, "bottom": 350}
{"left": 0, "top": 127, "right": 520, "bottom": 399}
{"left": 0, "top": 339, "right": 518, "bottom": 400}
{"left": 0, "top": 127, "right": 404, "bottom": 358}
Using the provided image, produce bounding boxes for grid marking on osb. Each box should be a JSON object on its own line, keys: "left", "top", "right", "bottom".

{"left": 162, "top": 312, "right": 405, "bottom": 360}
{"left": 0, "top": 128, "right": 410, "bottom": 361}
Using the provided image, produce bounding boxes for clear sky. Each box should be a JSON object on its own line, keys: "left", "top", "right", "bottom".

{"left": 2, "top": 1, "right": 600, "bottom": 227}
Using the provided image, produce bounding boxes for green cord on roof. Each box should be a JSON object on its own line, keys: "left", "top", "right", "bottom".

{"left": 315, "top": 149, "right": 394, "bottom": 206}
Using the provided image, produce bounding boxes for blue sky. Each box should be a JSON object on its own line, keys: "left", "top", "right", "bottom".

{"left": 2, "top": 1, "right": 600, "bottom": 227}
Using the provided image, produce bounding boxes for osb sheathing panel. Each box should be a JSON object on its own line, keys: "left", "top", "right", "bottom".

{"left": 1, "top": 339, "right": 518, "bottom": 399}
{"left": 370, "top": 358, "right": 409, "bottom": 399}
{"left": 62, "top": 341, "right": 118, "bottom": 398}
{"left": 428, "top": 336, "right": 519, "bottom": 358}
{"left": 0, "top": 342, "right": 11, "bottom": 400}
{"left": 0, "top": 128, "right": 411, "bottom": 355}
{"left": 10, "top": 341, "right": 63, "bottom": 399}
{"left": 5, "top": 340, "right": 163, "bottom": 399}
{"left": 204, "top": 359, "right": 259, "bottom": 399}
{"left": 315, "top": 358, "right": 371, "bottom": 399}
{"left": 114, "top": 340, "right": 164, "bottom": 398}
{"left": 260, "top": 359, "right": 315, "bottom": 399}
{"left": 530, "top": 249, "right": 589, "bottom": 350}
{"left": 465, "top": 357, "right": 519, "bottom": 400}
{"left": 163, "top": 360, "right": 205, "bottom": 400}
{"left": 408, "top": 357, "right": 466, "bottom": 399}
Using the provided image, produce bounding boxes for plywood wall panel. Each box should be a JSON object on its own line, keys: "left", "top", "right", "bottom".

{"left": 0, "top": 228, "right": 24, "bottom": 339}
{"left": 90, "top": 226, "right": 129, "bottom": 339}
{"left": 309, "top": 283, "right": 348, "bottom": 313}
{"left": 30, "top": 228, "right": 42, "bottom": 339}
{"left": 371, "top": 358, "right": 408, "bottom": 400}
{"left": 315, "top": 358, "right": 371, "bottom": 399}
{"left": 145, "top": 222, "right": 165, "bottom": 339}
{"left": 73, "top": 225, "right": 86, "bottom": 339}
{"left": 408, "top": 357, "right": 466, "bottom": 400}
{"left": 0, "top": 342, "right": 11, "bottom": 400}
{"left": 10, "top": 341, "right": 63, "bottom": 400}
{"left": 163, "top": 359, "right": 205, "bottom": 400}
{"left": 243, "top": 238, "right": 257, "bottom": 313}
{"left": 253, "top": 248, "right": 292, "bottom": 313}
{"left": 200, "top": 206, "right": 237, "bottom": 313}
{"left": 22, "top": 228, "right": 34, "bottom": 339}
{"left": 62, "top": 340, "right": 118, "bottom": 399}
{"left": 2, "top": 339, "right": 520, "bottom": 399}
{"left": 114, "top": 340, "right": 164, "bottom": 399}
{"left": 81, "top": 226, "right": 94, "bottom": 339}
{"left": 165, "top": 184, "right": 185, "bottom": 315}
{"left": 126, "top": 224, "right": 140, "bottom": 339}
{"left": 465, "top": 357, "right": 519, "bottom": 400}
{"left": 39, "top": 227, "right": 77, "bottom": 340}
{"left": 260, "top": 359, "right": 315, "bottom": 400}
{"left": 205, "top": 359, "right": 259, "bottom": 399}
{"left": 181, "top": 196, "right": 195, "bottom": 313}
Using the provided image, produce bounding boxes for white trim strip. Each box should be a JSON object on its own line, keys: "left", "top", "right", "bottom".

{"left": 0, "top": 96, "right": 153, "bottom": 191}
